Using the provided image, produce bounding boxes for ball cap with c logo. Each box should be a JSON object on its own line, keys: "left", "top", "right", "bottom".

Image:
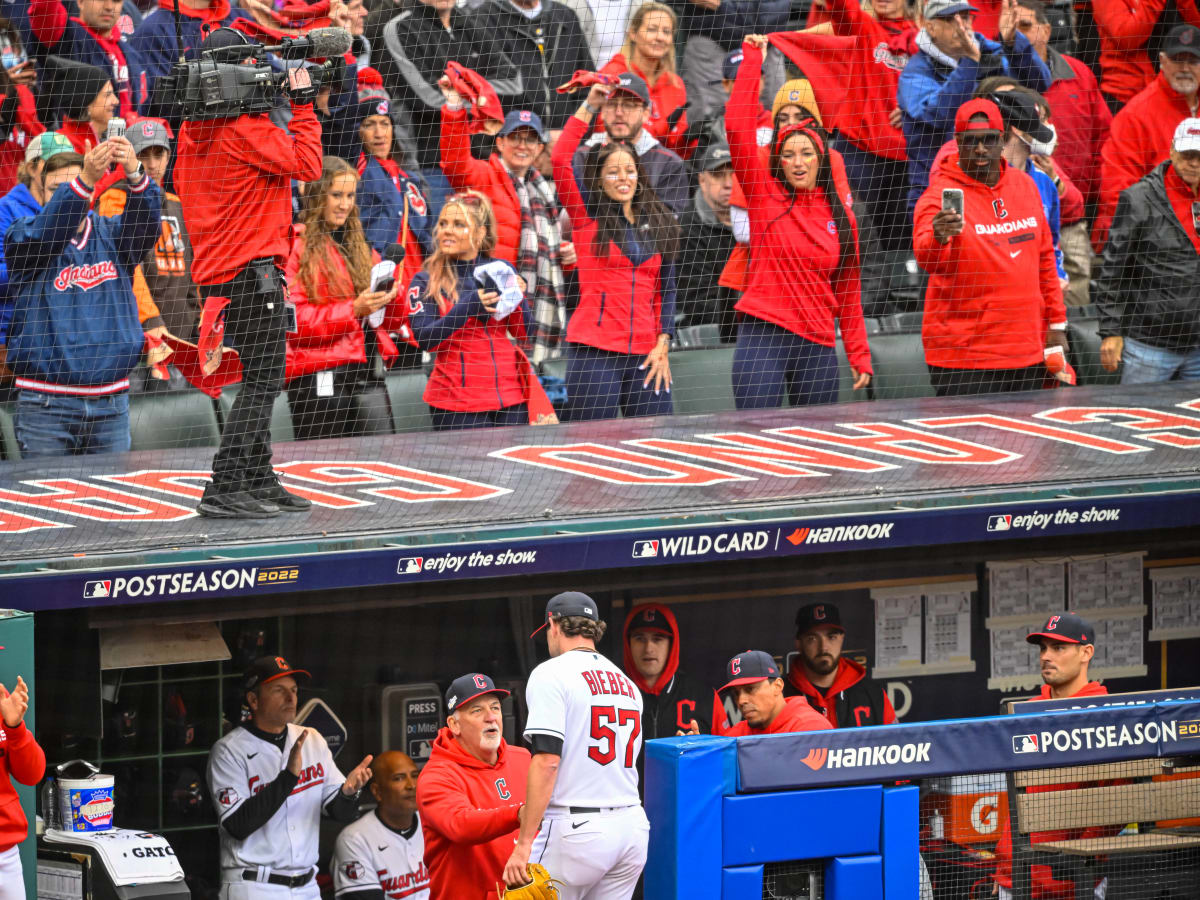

{"left": 1026, "top": 612, "right": 1094, "bottom": 645}
{"left": 446, "top": 672, "right": 510, "bottom": 713}
{"left": 531, "top": 590, "right": 600, "bottom": 637}
{"left": 243, "top": 655, "right": 311, "bottom": 692}
{"left": 719, "top": 650, "right": 781, "bottom": 692}
{"left": 795, "top": 601, "right": 845, "bottom": 637}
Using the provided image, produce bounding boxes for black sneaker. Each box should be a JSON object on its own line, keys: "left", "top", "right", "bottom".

{"left": 197, "top": 489, "right": 281, "bottom": 519}
{"left": 249, "top": 480, "right": 312, "bottom": 512}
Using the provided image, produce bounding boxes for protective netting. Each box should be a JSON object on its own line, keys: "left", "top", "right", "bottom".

{"left": 921, "top": 760, "right": 1200, "bottom": 900}
{"left": 0, "top": 0, "right": 1198, "bottom": 547}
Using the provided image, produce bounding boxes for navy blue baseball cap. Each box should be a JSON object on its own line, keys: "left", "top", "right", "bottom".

{"left": 611, "top": 72, "right": 651, "bottom": 106}
{"left": 498, "top": 110, "right": 547, "bottom": 142}
{"left": 723, "top": 49, "right": 744, "bottom": 82}
{"left": 1027, "top": 613, "right": 1094, "bottom": 646}
{"left": 719, "top": 650, "right": 782, "bottom": 693}
{"left": 795, "top": 601, "right": 845, "bottom": 637}
{"left": 243, "top": 655, "right": 310, "bottom": 692}
{"left": 446, "top": 672, "right": 510, "bottom": 713}
{"left": 531, "top": 590, "right": 599, "bottom": 636}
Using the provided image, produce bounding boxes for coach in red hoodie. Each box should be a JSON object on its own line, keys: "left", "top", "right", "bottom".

{"left": 0, "top": 675, "right": 45, "bottom": 893}
{"left": 719, "top": 651, "right": 831, "bottom": 737}
{"left": 915, "top": 97, "right": 1067, "bottom": 395}
{"left": 417, "top": 673, "right": 529, "bottom": 900}
{"left": 993, "top": 614, "right": 1110, "bottom": 900}
{"left": 785, "top": 602, "right": 897, "bottom": 729}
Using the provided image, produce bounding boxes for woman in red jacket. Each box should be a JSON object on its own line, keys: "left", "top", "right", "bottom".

{"left": 552, "top": 81, "right": 681, "bottom": 421}
{"left": 0, "top": 675, "right": 45, "bottom": 895}
{"left": 285, "top": 157, "right": 398, "bottom": 441}
{"left": 407, "top": 190, "right": 536, "bottom": 430}
{"left": 725, "top": 36, "right": 872, "bottom": 408}
{"left": 600, "top": 1, "right": 691, "bottom": 156}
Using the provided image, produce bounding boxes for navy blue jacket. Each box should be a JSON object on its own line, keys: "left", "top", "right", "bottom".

{"left": 898, "top": 31, "right": 1049, "bottom": 208}
{"left": 5, "top": 174, "right": 161, "bottom": 389}
{"left": 357, "top": 155, "right": 433, "bottom": 257}
{"left": 0, "top": 182, "right": 40, "bottom": 342}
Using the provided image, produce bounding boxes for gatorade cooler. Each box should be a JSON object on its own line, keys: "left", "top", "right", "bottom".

{"left": 922, "top": 773, "right": 1009, "bottom": 846}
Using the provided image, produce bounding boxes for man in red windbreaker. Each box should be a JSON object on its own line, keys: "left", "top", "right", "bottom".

{"left": 993, "top": 613, "right": 1110, "bottom": 900}
{"left": 0, "top": 675, "right": 45, "bottom": 895}
{"left": 1093, "top": 23, "right": 1200, "bottom": 249}
{"left": 174, "top": 27, "right": 323, "bottom": 520}
{"left": 915, "top": 97, "right": 1067, "bottom": 396}
{"left": 416, "top": 673, "right": 529, "bottom": 900}
{"left": 719, "top": 651, "right": 831, "bottom": 737}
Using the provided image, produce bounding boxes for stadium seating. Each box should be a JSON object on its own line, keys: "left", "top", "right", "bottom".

{"left": 129, "top": 391, "right": 221, "bottom": 451}
{"left": 384, "top": 371, "right": 434, "bottom": 433}
{"left": 216, "top": 387, "right": 296, "bottom": 443}
{"left": 0, "top": 402, "right": 17, "bottom": 460}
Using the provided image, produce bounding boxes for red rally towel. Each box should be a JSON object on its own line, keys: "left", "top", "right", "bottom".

{"left": 164, "top": 333, "right": 243, "bottom": 397}
{"left": 766, "top": 32, "right": 856, "bottom": 134}
{"left": 556, "top": 70, "right": 620, "bottom": 94}
{"left": 444, "top": 61, "right": 503, "bottom": 134}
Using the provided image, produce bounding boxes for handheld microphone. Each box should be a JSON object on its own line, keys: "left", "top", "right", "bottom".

{"left": 262, "top": 27, "right": 352, "bottom": 60}
{"left": 384, "top": 243, "right": 406, "bottom": 265}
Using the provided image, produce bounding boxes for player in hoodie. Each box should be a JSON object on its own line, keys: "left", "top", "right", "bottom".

{"left": 0, "top": 676, "right": 44, "bottom": 900}
{"left": 621, "top": 604, "right": 725, "bottom": 757}
{"left": 416, "top": 673, "right": 529, "bottom": 900}
{"left": 784, "top": 602, "right": 897, "bottom": 729}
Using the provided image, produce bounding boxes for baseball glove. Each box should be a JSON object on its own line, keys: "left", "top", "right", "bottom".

{"left": 498, "top": 864, "right": 561, "bottom": 899}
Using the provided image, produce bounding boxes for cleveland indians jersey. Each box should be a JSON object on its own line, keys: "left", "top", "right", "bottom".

{"left": 524, "top": 648, "right": 643, "bottom": 809}
{"left": 207, "top": 723, "right": 345, "bottom": 872}
{"left": 332, "top": 810, "right": 430, "bottom": 899}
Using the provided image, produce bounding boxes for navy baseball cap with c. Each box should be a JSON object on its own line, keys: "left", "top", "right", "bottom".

{"left": 498, "top": 109, "right": 548, "bottom": 142}
{"left": 531, "top": 590, "right": 600, "bottom": 637}
{"left": 446, "top": 672, "right": 510, "bottom": 713}
{"left": 1026, "top": 612, "right": 1094, "bottom": 645}
{"left": 243, "top": 655, "right": 310, "bottom": 692}
{"left": 719, "top": 650, "right": 782, "bottom": 693}
{"left": 795, "top": 601, "right": 845, "bottom": 637}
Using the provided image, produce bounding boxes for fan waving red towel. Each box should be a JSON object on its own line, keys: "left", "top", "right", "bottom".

{"left": 556, "top": 70, "right": 620, "bottom": 94}
{"left": 444, "top": 61, "right": 503, "bottom": 134}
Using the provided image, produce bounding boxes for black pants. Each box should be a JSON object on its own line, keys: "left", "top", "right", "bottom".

{"left": 928, "top": 364, "right": 1045, "bottom": 397}
{"left": 204, "top": 261, "right": 287, "bottom": 491}
{"left": 287, "top": 366, "right": 366, "bottom": 442}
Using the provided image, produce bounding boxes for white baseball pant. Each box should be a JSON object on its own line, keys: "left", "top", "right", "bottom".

{"left": 220, "top": 872, "right": 320, "bottom": 900}
{"left": 530, "top": 805, "right": 649, "bottom": 900}
{"left": 0, "top": 845, "right": 24, "bottom": 900}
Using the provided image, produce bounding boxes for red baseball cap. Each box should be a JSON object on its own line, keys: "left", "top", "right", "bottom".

{"left": 955, "top": 98, "right": 1003, "bottom": 134}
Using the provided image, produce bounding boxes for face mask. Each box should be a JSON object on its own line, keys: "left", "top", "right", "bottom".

{"left": 0, "top": 35, "right": 24, "bottom": 71}
{"left": 1023, "top": 122, "right": 1058, "bottom": 157}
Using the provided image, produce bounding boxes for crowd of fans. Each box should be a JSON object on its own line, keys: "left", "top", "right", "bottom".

{"left": 0, "top": 0, "right": 1196, "bottom": 454}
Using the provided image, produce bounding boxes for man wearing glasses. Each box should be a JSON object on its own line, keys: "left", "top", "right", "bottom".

{"left": 913, "top": 97, "right": 1067, "bottom": 396}
{"left": 571, "top": 73, "right": 690, "bottom": 215}
{"left": 1093, "top": 23, "right": 1200, "bottom": 248}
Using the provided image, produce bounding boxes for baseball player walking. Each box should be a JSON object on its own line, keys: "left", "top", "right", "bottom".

{"left": 207, "top": 657, "right": 373, "bottom": 899}
{"left": 332, "top": 751, "right": 430, "bottom": 900}
{"left": 503, "top": 592, "right": 649, "bottom": 900}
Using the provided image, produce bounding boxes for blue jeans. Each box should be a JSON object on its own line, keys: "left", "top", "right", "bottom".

{"left": 1120, "top": 337, "right": 1200, "bottom": 384}
{"left": 430, "top": 402, "right": 528, "bottom": 431}
{"left": 562, "top": 344, "right": 674, "bottom": 421}
{"left": 15, "top": 390, "right": 130, "bottom": 458}
{"left": 732, "top": 318, "right": 840, "bottom": 408}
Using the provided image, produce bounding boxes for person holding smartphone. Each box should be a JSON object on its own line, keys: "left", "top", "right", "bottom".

{"left": 724, "top": 35, "right": 872, "bottom": 409}
{"left": 406, "top": 190, "right": 538, "bottom": 430}
{"left": 914, "top": 97, "right": 1067, "bottom": 396}
{"left": 284, "top": 157, "right": 400, "bottom": 441}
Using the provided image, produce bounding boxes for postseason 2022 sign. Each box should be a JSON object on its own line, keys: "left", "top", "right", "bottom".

{"left": 734, "top": 700, "right": 1200, "bottom": 792}
{"left": 4, "top": 384, "right": 1200, "bottom": 607}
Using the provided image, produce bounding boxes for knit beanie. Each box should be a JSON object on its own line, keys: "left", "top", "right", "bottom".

{"left": 772, "top": 79, "right": 823, "bottom": 127}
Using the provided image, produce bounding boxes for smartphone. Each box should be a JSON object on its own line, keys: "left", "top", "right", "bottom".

{"left": 106, "top": 117, "right": 126, "bottom": 141}
{"left": 941, "top": 188, "right": 964, "bottom": 216}
{"left": 375, "top": 276, "right": 395, "bottom": 294}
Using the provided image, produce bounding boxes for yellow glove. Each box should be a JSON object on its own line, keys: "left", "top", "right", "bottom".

{"left": 498, "top": 863, "right": 561, "bottom": 899}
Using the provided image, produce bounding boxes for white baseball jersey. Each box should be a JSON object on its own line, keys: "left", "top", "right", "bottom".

{"left": 523, "top": 648, "right": 643, "bottom": 808}
{"left": 208, "top": 724, "right": 345, "bottom": 873}
{"left": 331, "top": 810, "right": 430, "bottom": 900}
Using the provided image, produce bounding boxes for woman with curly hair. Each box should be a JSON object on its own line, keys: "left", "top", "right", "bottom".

{"left": 284, "top": 156, "right": 398, "bottom": 441}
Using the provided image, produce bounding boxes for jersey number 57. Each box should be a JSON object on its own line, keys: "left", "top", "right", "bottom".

{"left": 587, "top": 706, "right": 641, "bottom": 767}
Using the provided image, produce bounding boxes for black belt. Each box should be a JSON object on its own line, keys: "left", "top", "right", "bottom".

{"left": 242, "top": 868, "right": 314, "bottom": 888}
{"left": 570, "top": 807, "right": 601, "bottom": 814}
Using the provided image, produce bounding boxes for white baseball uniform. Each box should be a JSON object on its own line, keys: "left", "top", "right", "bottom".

{"left": 0, "top": 845, "right": 24, "bottom": 900}
{"left": 207, "top": 723, "right": 346, "bottom": 900}
{"left": 524, "top": 648, "right": 649, "bottom": 900}
{"left": 331, "top": 809, "right": 430, "bottom": 900}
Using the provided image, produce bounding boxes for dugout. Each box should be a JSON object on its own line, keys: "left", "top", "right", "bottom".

{"left": 4, "top": 384, "right": 1200, "bottom": 893}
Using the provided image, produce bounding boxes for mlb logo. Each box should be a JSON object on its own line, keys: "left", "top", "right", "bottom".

{"left": 83, "top": 580, "right": 112, "bottom": 598}
{"left": 987, "top": 515, "right": 1012, "bottom": 532}
{"left": 396, "top": 557, "right": 424, "bottom": 575}
{"left": 632, "top": 540, "right": 659, "bottom": 558}
{"left": 1012, "top": 734, "right": 1039, "bottom": 754}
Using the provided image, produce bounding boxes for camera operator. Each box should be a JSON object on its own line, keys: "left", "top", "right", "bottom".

{"left": 174, "top": 27, "right": 323, "bottom": 519}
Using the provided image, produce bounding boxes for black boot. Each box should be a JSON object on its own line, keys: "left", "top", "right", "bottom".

{"left": 197, "top": 484, "right": 281, "bottom": 519}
